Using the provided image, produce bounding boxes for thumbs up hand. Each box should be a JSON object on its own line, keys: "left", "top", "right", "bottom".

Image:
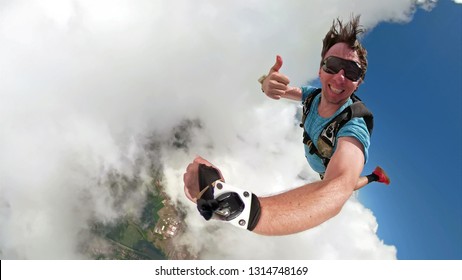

{"left": 260, "top": 55, "right": 291, "bottom": 100}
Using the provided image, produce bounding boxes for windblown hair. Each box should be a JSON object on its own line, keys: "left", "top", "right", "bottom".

{"left": 321, "top": 15, "right": 368, "bottom": 80}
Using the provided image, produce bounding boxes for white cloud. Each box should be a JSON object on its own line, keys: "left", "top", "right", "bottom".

{"left": 0, "top": 0, "right": 434, "bottom": 259}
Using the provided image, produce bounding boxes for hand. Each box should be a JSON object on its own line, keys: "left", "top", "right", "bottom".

{"left": 183, "top": 156, "right": 225, "bottom": 203}
{"left": 262, "top": 55, "right": 291, "bottom": 100}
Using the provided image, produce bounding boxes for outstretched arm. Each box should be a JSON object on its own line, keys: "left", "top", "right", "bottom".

{"left": 184, "top": 137, "right": 365, "bottom": 236}
{"left": 253, "top": 137, "right": 364, "bottom": 235}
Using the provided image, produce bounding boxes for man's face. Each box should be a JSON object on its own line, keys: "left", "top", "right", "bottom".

{"left": 319, "top": 42, "right": 362, "bottom": 106}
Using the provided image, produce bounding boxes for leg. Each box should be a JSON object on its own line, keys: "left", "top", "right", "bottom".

{"left": 355, "top": 166, "right": 390, "bottom": 190}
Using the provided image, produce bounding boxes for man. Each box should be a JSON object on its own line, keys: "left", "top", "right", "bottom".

{"left": 183, "top": 16, "right": 389, "bottom": 236}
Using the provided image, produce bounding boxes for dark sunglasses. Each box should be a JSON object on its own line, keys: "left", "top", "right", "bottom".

{"left": 322, "top": 56, "right": 363, "bottom": 82}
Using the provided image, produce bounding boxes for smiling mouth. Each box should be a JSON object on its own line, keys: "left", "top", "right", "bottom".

{"left": 329, "top": 84, "right": 344, "bottom": 94}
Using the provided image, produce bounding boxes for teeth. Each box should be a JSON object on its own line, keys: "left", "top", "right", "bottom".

{"left": 329, "top": 85, "right": 343, "bottom": 94}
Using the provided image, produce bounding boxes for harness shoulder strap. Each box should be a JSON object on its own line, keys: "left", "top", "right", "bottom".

{"left": 300, "top": 88, "right": 323, "bottom": 160}
{"left": 301, "top": 92, "right": 374, "bottom": 169}
{"left": 318, "top": 100, "right": 374, "bottom": 151}
{"left": 299, "top": 88, "right": 322, "bottom": 128}
{"left": 348, "top": 101, "right": 374, "bottom": 135}
{"left": 350, "top": 94, "right": 374, "bottom": 135}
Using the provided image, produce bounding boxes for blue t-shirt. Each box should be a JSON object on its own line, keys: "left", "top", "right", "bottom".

{"left": 301, "top": 86, "right": 370, "bottom": 174}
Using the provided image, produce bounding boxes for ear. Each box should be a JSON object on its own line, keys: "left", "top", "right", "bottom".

{"left": 352, "top": 79, "right": 362, "bottom": 94}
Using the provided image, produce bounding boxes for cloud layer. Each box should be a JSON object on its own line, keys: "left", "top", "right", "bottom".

{"left": 0, "top": 0, "right": 436, "bottom": 259}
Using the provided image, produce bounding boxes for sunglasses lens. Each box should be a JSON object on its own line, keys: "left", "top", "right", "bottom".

{"left": 322, "top": 58, "right": 340, "bottom": 74}
{"left": 344, "top": 62, "right": 362, "bottom": 81}
{"left": 323, "top": 57, "right": 362, "bottom": 81}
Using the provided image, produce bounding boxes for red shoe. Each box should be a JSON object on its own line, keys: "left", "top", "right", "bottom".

{"left": 373, "top": 166, "right": 390, "bottom": 185}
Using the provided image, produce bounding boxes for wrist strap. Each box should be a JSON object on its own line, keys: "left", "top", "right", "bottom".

{"left": 247, "top": 193, "right": 261, "bottom": 231}
{"left": 196, "top": 165, "right": 261, "bottom": 231}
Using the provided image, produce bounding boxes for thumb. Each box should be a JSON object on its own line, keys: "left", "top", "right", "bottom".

{"left": 269, "top": 55, "right": 283, "bottom": 73}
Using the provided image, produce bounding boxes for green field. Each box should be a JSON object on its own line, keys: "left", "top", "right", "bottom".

{"left": 97, "top": 190, "right": 167, "bottom": 259}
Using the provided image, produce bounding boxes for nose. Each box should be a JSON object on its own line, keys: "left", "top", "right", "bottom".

{"left": 333, "top": 69, "right": 346, "bottom": 82}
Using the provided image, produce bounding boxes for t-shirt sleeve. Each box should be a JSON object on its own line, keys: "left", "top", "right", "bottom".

{"left": 337, "top": 117, "right": 371, "bottom": 163}
{"left": 301, "top": 85, "right": 319, "bottom": 103}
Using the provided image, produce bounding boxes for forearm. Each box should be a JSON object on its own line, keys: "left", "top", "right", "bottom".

{"left": 252, "top": 177, "right": 354, "bottom": 235}
{"left": 183, "top": 137, "right": 364, "bottom": 236}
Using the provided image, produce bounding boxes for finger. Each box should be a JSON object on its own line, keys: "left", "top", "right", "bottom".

{"left": 269, "top": 79, "right": 289, "bottom": 91}
{"left": 185, "top": 161, "right": 198, "bottom": 175}
{"left": 192, "top": 156, "right": 226, "bottom": 184}
{"left": 270, "top": 72, "right": 290, "bottom": 86}
{"left": 265, "top": 86, "right": 285, "bottom": 98}
{"left": 184, "top": 170, "right": 199, "bottom": 203}
{"left": 269, "top": 55, "right": 283, "bottom": 74}
{"left": 267, "top": 94, "right": 282, "bottom": 100}
{"left": 184, "top": 186, "right": 197, "bottom": 203}
{"left": 184, "top": 160, "right": 201, "bottom": 202}
{"left": 267, "top": 93, "right": 283, "bottom": 100}
{"left": 193, "top": 155, "right": 204, "bottom": 163}
{"left": 267, "top": 94, "right": 284, "bottom": 100}
{"left": 193, "top": 156, "right": 212, "bottom": 166}
{"left": 185, "top": 162, "right": 196, "bottom": 174}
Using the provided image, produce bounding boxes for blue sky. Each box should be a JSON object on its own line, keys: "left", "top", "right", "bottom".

{"left": 357, "top": 0, "right": 462, "bottom": 259}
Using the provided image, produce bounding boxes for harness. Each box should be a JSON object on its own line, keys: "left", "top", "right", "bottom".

{"left": 300, "top": 88, "right": 374, "bottom": 168}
